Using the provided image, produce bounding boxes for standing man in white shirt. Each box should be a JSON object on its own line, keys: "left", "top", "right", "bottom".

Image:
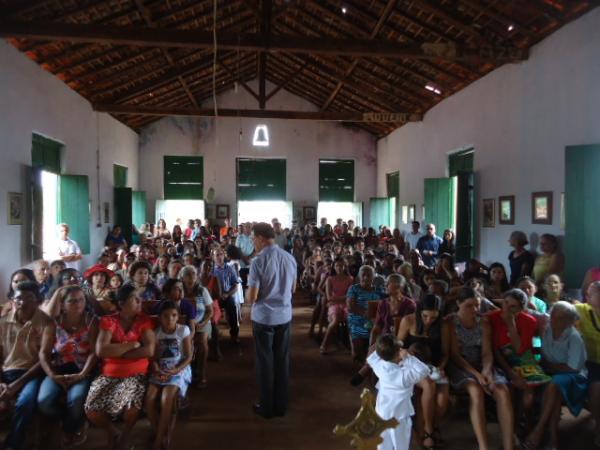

{"left": 235, "top": 223, "right": 255, "bottom": 289}
{"left": 56, "top": 223, "right": 82, "bottom": 270}
{"left": 405, "top": 221, "right": 423, "bottom": 256}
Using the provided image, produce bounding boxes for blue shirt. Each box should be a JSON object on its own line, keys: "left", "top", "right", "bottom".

{"left": 235, "top": 234, "right": 255, "bottom": 268}
{"left": 541, "top": 325, "right": 587, "bottom": 376}
{"left": 416, "top": 234, "right": 443, "bottom": 267}
{"left": 212, "top": 264, "right": 238, "bottom": 296}
{"left": 249, "top": 244, "right": 297, "bottom": 326}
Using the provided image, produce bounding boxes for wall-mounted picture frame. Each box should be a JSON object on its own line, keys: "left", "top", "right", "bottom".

{"left": 408, "top": 204, "right": 416, "bottom": 222}
{"left": 498, "top": 195, "right": 515, "bottom": 225}
{"left": 482, "top": 198, "right": 495, "bottom": 227}
{"left": 8, "top": 192, "right": 23, "bottom": 225}
{"left": 560, "top": 192, "right": 565, "bottom": 230}
{"left": 532, "top": 191, "right": 553, "bottom": 225}
{"left": 303, "top": 206, "right": 316, "bottom": 221}
{"left": 216, "top": 204, "right": 229, "bottom": 220}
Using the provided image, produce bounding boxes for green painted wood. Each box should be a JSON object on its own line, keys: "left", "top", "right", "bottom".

{"left": 32, "top": 133, "right": 62, "bottom": 174}
{"left": 113, "top": 164, "right": 128, "bottom": 188}
{"left": 455, "top": 172, "right": 475, "bottom": 262}
{"left": 319, "top": 159, "right": 354, "bottom": 202}
{"left": 114, "top": 187, "right": 133, "bottom": 246}
{"left": 132, "top": 191, "right": 147, "bottom": 228}
{"left": 565, "top": 144, "right": 600, "bottom": 287}
{"left": 448, "top": 149, "right": 473, "bottom": 177}
{"left": 58, "top": 175, "right": 90, "bottom": 254}
{"left": 386, "top": 171, "right": 399, "bottom": 198}
{"left": 164, "top": 156, "right": 203, "bottom": 199}
{"left": 237, "top": 158, "right": 286, "bottom": 201}
{"left": 424, "top": 177, "right": 456, "bottom": 235}
{"left": 369, "top": 197, "right": 391, "bottom": 228}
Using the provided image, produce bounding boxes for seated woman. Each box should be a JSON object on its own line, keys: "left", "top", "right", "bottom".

{"left": 179, "top": 264, "right": 213, "bottom": 387}
{"left": 465, "top": 278, "right": 498, "bottom": 314}
{"left": 154, "top": 278, "right": 197, "bottom": 335}
{"left": 524, "top": 302, "right": 588, "bottom": 450}
{"left": 320, "top": 259, "right": 354, "bottom": 354}
{"left": 198, "top": 259, "right": 223, "bottom": 362}
{"left": 488, "top": 289, "right": 550, "bottom": 434}
{"left": 434, "top": 253, "right": 459, "bottom": 285}
{"left": 576, "top": 281, "right": 600, "bottom": 446}
{"left": 438, "top": 229, "right": 455, "bottom": 256}
{"left": 146, "top": 301, "right": 193, "bottom": 450}
{"left": 397, "top": 294, "right": 449, "bottom": 449}
{"left": 372, "top": 274, "right": 416, "bottom": 343}
{"left": 446, "top": 290, "right": 515, "bottom": 450}
{"left": 517, "top": 276, "right": 547, "bottom": 313}
{"left": 38, "top": 285, "right": 98, "bottom": 446}
{"left": 532, "top": 234, "right": 565, "bottom": 284}
{"left": 542, "top": 274, "right": 570, "bottom": 310}
{"left": 84, "top": 284, "right": 156, "bottom": 450}
{"left": 105, "top": 225, "right": 127, "bottom": 250}
{"left": 125, "top": 261, "right": 161, "bottom": 306}
{"left": 3, "top": 268, "right": 36, "bottom": 316}
{"left": 396, "top": 262, "right": 422, "bottom": 301}
{"left": 83, "top": 264, "right": 115, "bottom": 315}
{"left": 347, "top": 265, "right": 385, "bottom": 363}
{"left": 152, "top": 254, "right": 171, "bottom": 291}
{"left": 486, "top": 262, "right": 510, "bottom": 301}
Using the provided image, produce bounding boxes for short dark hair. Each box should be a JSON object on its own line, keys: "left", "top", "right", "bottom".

{"left": 8, "top": 268, "right": 36, "bottom": 299}
{"left": 375, "top": 334, "right": 402, "bottom": 362}
{"left": 457, "top": 287, "right": 477, "bottom": 303}
{"left": 129, "top": 261, "right": 152, "bottom": 278}
{"left": 13, "top": 280, "right": 42, "bottom": 302}
{"left": 159, "top": 300, "right": 180, "bottom": 315}
{"left": 115, "top": 284, "right": 137, "bottom": 306}
{"left": 162, "top": 278, "right": 182, "bottom": 296}
{"left": 253, "top": 222, "right": 275, "bottom": 239}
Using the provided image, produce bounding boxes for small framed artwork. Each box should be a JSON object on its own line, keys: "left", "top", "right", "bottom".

{"left": 8, "top": 192, "right": 23, "bottom": 225}
{"left": 303, "top": 206, "right": 316, "bottom": 221}
{"left": 103, "top": 202, "right": 110, "bottom": 224}
{"left": 482, "top": 198, "right": 495, "bottom": 227}
{"left": 560, "top": 192, "right": 565, "bottom": 230}
{"left": 532, "top": 191, "right": 553, "bottom": 225}
{"left": 408, "top": 204, "right": 416, "bottom": 222}
{"left": 216, "top": 204, "right": 229, "bottom": 220}
{"left": 498, "top": 195, "right": 515, "bottom": 225}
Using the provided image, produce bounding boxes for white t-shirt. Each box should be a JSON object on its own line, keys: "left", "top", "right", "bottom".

{"left": 405, "top": 232, "right": 423, "bottom": 252}
{"left": 57, "top": 238, "right": 81, "bottom": 270}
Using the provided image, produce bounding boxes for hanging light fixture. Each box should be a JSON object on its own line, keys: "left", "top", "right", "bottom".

{"left": 252, "top": 124, "right": 269, "bottom": 147}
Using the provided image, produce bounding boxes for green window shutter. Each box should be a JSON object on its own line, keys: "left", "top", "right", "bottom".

{"left": 32, "top": 133, "right": 62, "bottom": 174}
{"left": 114, "top": 187, "right": 133, "bottom": 245}
{"left": 386, "top": 172, "right": 399, "bottom": 199}
{"left": 237, "top": 158, "right": 286, "bottom": 201}
{"left": 448, "top": 149, "right": 474, "bottom": 177}
{"left": 164, "top": 156, "right": 204, "bottom": 199}
{"left": 132, "top": 191, "right": 147, "bottom": 228}
{"left": 424, "top": 177, "right": 456, "bottom": 234}
{"left": 319, "top": 159, "right": 354, "bottom": 202}
{"left": 114, "top": 164, "right": 128, "bottom": 188}
{"left": 58, "top": 175, "right": 90, "bottom": 254}
{"left": 369, "top": 197, "right": 392, "bottom": 228}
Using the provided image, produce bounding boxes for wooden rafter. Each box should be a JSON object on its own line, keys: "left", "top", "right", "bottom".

{"left": 0, "top": 21, "right": 528, "bottom": 62}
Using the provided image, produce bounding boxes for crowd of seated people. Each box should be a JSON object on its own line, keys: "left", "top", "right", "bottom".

{"left": 0, "top": 215, "right": 598, "bottom": 450}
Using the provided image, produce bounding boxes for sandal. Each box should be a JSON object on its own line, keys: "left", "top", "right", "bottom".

{"left": 422, "top": 431, "right": 435, "bottom": 450}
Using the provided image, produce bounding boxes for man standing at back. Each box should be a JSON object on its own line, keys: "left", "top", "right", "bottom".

{"left": 416, "top": 223, "right": 442, "bottom": 268}
{"left": 56, "top": 223, "right": 82, "bottom": 270}
{"left": 246, "top": 223, "right": 297, "bottom": 419}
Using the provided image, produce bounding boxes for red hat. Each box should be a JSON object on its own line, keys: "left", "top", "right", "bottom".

{"left": 84, "top": 264, "right": 115, "bottom": 281}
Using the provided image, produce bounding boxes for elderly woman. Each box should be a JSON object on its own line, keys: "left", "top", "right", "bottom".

{"left": 84, "top": 284, "right": 156, "bottom": 450}
{"left": 447, "top": 290, "right": 515, "bottom": 450}
{"left": 347, "top": 265, "right": 385, "bottom": 363}
{"left": 397, "top": 294, "right": 450, "bottom": 449}
{"left": 576, "top": 281, "right": 600, "bottom": 446}
{"left": 396, "top": 262, "right": 422, "bottom": 301}
{"left": 524, "top": 301, "right": 588, "bottom": 450}
{"left": 83, "top": 264, "right": 115, "bottom": 315}
{"left": 508, "top": 231, "right": 534, "bottom": 286}
{"left": 542, "top": 274, "right": 569, "bottom": 310}
{"left": 38, "top": 285, "right": 98, "bottom": 446}
{"left": 532, "top": 234, "right": 565, "bottom": 284}
{"left": 371, "top": 274, "right": 416, "bottom": 343}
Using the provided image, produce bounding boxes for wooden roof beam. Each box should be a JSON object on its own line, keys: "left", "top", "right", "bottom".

{"left": 217, "top": 55, "right": 260, "bottom": 102}
{"left": 458, "top": 0, "right": 537, "bottom": 39}
{"left": 265, "top": 59, "right": 310, "bottom": 102}
{"left": 93, "top": 104, "right": 423, "bottom": 122}
{"left": 0, "top": 21, "right": 528, "bottom": 62}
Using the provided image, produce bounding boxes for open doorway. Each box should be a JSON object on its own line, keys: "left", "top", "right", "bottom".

{"left": 317, "top": 202, "right": 363, "bottom": 227}
{"left": 449, "top": 149, "right": 475, "bottom": 262}
{"left": 41, "top": 170, "right": 59, "bottom": 259}
{"left": 238, "top": 201, "right": 293, "bottom": 227}
{"left": 155, "top": 200, "right": 205, "bottom": 230}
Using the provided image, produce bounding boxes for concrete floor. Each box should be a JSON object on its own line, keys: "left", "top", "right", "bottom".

{"left": 6, "top": 292, "right": 596, "bottom": 449}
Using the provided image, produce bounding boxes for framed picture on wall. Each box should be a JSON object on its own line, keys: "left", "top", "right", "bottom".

{"left": 408, "top": 204, "right": 416, "bottom": 222}
{"left": 482, "top": 198, "right": 495, "bottom": 227}
{"left": 7, "top": 192, "right": 23, "bottom": 225}
{"left": 216, "top": 204, "right": 229, "bottom": 220}
{"left": 532, "top": 191, "right": 553, "bottom": 225}
{"left": 498, "top": 195, "right": 515, "bottom": 225}
{"left": 303, "top": 206, "right": 316, "bottom": 221}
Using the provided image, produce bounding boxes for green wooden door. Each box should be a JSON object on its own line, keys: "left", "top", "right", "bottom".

{"left": 132, "top": 191, "right": 147, "bottom": 229}
{"left": 565, "top": 144, "right": 600, "bottom": 287}
{"left": 370, "top": 197, "right": 391, "bottom": 229}
{"left": 114, "top": 164, "right": 128, "bottom": 188}
{"left": 114, "top": 187, "right": 133, "bottom": 246}
{"left": 455, "top": 172, "right": 475, "bottom": 262}
{"left": 424, "top": 177, "right": 456, "bottom": 235}
{"left": 58, "top": 175, "right": 90, "bottom": 254}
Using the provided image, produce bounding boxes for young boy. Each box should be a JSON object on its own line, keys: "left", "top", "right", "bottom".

{"left": 367, "top": 335, "right": 430, "bottom": 450}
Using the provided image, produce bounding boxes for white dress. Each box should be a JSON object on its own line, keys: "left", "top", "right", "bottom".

{"left": 366, "top": 352, "right": 430, "bottom": 450}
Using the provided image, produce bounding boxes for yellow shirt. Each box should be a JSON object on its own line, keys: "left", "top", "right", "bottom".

{"left": 575, "top": 303, "right": 600, "bottom": 364}
{"left": 0, "top": 308, "right": 52, "bottom": 371}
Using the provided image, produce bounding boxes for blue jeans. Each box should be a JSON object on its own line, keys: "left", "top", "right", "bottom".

{"left": 37, "top": 375, "right": 91, "bottom": 433}
{"left": 2, "top": 370, "right": 43, "bottom": 450}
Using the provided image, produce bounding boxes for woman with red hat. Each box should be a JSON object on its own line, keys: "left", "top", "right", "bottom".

{"left": 83, "top": 264, "right": 115, "bottom": 315}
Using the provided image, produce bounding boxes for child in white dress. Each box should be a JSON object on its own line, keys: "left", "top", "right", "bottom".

{"left": 367, "top": 335, "right": 430, "bottom": 450}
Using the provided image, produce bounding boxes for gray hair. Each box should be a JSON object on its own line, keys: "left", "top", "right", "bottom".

{"left": 178, "top": 265, "right": 197, "bottom": 280}
{"left": 357, "top": 265, "right": 375, "bottom": 278}
{"left": 386, "top": 273, "right": 406, "bottom": 287}
{"left": 552, "top": 301, "right": 579, "bottom": 324}
{"left": 503, "top": 288, "right": 528, "bottom": 309}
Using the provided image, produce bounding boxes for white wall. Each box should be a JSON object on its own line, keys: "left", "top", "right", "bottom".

{"left": 377, "top": 8, "right": 600, "bottom": 266}
{"left": 0, "top": 40, "right": 139, "bottom": 290}
{"left": 139, "top": 81, "right": 377, "bottom": 224}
